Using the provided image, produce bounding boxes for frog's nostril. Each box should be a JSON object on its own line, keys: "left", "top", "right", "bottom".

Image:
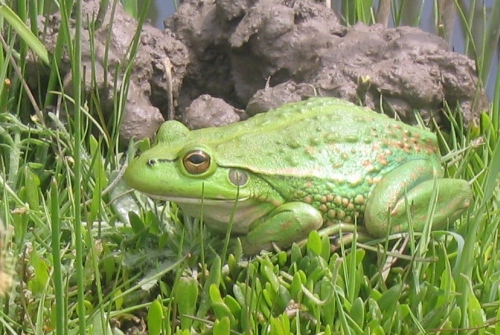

{"left": 147, "top": 158, "right": 170, "bottom": 167}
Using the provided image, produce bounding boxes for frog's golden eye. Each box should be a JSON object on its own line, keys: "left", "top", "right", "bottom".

{"left": 183, "top": 150, "right": 211, "bottom": 174}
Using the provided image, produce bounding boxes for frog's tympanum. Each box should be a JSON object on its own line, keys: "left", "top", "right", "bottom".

{"left": 125, "top": 98, "right": 472, "bottom": 254}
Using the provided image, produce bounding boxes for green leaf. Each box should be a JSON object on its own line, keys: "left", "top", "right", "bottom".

{"left": 350, "top": 297, "right": 364, "bottom": 328}
{"left": 211, "top": 302, "right": 236, "bottom": 325}
{"left": 209, "top": 283, "right": 223, "bottom": 304}
{"left": 449, "top": 306, "right": 462, "bottom": 329}
{"left": 113, "top": 289, "right": 124, "bottom": 311}
{"left": 320, "top": 235, "right": 331, "bottom": 261}
{"left": 290, "top": 271, "right": 304, "bottom": 300}
{"left": 28, "top": 250, "right": 49, "bottom": 294}
{"left": 223, "top": 295, "right": 242, "bottom": 317}
{"left": 128, "top": 211, "right": 145, "bottom": 233}
{"left": 102, "top": 245, "right": 116, "bottom": 284}
{"left": 213, "top": 316, "right": 231, "bottom": 335}
{"left": 277, "top": 285, "right": 292, "bottom": 312}
{"left": 262, "top": 283, "right": 275, "bottom": 309}
{"left": 262, "top": 261, "right": 279, "bottom": 292}
{"left": 270, "top": 314, "right": 290, "bottom": 335}
{"left": 307, "top": 230, "right": 322, "bottom": 255}
{"left": 318, "top": 280, "right": 335, "bottom": 325}
{"left": 197, "top": 256, "right": 222, "bottom": 319}
{"left": 23, "top": 166, "right": 40, "bottom": 211}
{"left": 290, "top": 242, "right": 303, "bottom": 263}
{"left": 147, "top": 298, "right": 164, "bottom": 335}
{"left": 377, "top": 285, "right": 402, "bottom": 314}
{"left": 175, "top": 277, "right": 199, "bottom": 329}
{"left": 466, "top": 282, "right": 486, "bottom": 332}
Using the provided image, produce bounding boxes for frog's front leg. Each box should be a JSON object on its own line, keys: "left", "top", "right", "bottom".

{"left": 364, "top": 160, "right": 472, "bottom": 237}
{"left": 238, "top": 203, "right": 323, "bottom": 255}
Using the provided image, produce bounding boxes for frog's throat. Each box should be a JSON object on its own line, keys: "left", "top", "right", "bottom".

{"left": 144, "top": 193, "right": 265, "bottom": 235}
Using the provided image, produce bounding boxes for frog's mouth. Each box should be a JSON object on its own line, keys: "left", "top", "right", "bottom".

{"left": 143, "top": 194, "right": 250, "bottom": 203}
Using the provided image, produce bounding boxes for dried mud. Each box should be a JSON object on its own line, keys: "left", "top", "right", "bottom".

{"left": 30, "top": 0, "right": 487, "bottom": 141}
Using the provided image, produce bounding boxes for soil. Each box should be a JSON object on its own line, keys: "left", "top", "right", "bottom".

{"left": 30, "top": 0, "right": 189, "bottom": 142}
{"left": 30, "top": 0, "right": 488, "bottom": 142}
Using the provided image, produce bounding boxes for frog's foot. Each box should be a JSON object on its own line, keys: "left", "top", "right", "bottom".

{"left": 364, "top": 160, "right": 472, "bottom": 237}
{"left": 317, "top": 223, "right": 370, "bottom": 245}
{"left": 238, "top": 202, "right": 323, "bottom": 255}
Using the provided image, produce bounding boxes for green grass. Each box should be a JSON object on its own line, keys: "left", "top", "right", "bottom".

{"left": 0, "top": 0, "right": 499, "bottom": 334}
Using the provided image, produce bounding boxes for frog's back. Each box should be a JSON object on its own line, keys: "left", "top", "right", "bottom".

{"left": 207, "top": 98, "right": 439, "bottom": 181}
{"left": 192, "top": 98, "right": 440, "bottom": 180}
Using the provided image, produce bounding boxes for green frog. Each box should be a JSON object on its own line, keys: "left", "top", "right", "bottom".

{"left": 125, "top": 97, "right": 472, "bottom": 254}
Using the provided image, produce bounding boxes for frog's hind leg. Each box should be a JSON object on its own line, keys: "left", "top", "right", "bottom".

{"left": 364, "top": 160, "right": 472, "bottom": 238}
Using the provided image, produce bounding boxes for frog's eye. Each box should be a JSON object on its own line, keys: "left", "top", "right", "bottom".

{"left": 183, "top": 150, "right": 211, "bottom": 174}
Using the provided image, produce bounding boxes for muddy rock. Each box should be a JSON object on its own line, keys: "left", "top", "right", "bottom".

{"left": 310, "top": 23, "right": 485, "bottom": 124}
{"left": 246, "top": 81, "right": 317, "bottom": 116}
{"left": 29, "top": 0, "right": 488, "bottom": 141}
{"left": 167, "top": 0, "right": 487, "bottom": 127}
{"left": 183, "top": 95, "right": 245, "bottom": 129}
{"left": 30, "top": 0, "right": 189, "bottom": 142}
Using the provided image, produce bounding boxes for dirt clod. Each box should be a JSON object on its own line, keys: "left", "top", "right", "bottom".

{"left": 29, "top": 0, "right": 189, "bottom": 142}
{"left": 167, "top": 0, "right": 487, "bottom": 127}
{"left": 183, "top": 95, "right": 245, "bottom": 129}
{"left": 28, "top": 0, "right": 487, "bottom": 141}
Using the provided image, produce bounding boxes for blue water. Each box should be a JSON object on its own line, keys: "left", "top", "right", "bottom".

{"left": 150, "top": 0, "right": 497, "bottom": 99}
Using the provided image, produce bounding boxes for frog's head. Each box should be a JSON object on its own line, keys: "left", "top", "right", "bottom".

{"left": 125, "top": 120, "right": 283, "bottom": 233}
{"left": 124, "top": 120, "right": 253, "bottom": 203}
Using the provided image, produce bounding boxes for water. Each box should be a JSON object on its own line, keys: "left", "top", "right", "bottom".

{"left": 148, "top": 0, "right": 176, "bottom": 27}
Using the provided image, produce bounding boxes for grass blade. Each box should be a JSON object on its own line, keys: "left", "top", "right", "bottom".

{"left": 0, "top": 4, "right": 49, "bottom": 64}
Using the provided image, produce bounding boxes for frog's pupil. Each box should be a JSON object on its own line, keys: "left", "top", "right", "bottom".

{"left": 183, "top": 150, "right": 211, "bottom": 174}
{"left": 188, "top": 153, "right": 206, "bottom": 165}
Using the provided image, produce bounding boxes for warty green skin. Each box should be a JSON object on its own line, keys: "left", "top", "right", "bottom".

{"left": 125, "top": 97, "right": 472, "bottom": 254}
